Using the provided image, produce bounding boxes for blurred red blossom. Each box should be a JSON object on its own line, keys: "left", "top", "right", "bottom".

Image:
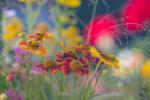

{"left": 122, "top": 0, "right": 150, "bottom": 33}
{"left": 83, "top": 15, "right": 118, "bottom": 45}
{"left": 6, "top": 75, "right": 15, "bottom": 82}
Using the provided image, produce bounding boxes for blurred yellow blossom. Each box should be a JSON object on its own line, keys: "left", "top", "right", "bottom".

{"left": 57, "top": 0, "right": 81, "bottom": 8}
{"left": 18, "top": 0, "right": 37, "bottom": 3}
{"left": 3, "top": 17, "right": 23, "bottom": 41}
{"left": 90, "top": 47, "right": 120, "bottom": 68}
{"left": 0, "top": 93, "right": 7, "bottom": 100}
{"left": 62, "top": 26, "right": 82, "bottom": 47}
{"left": 35, "top": 23, "right": 49, "bottom": 33}
{"left": 141, "top": 60, "right": 150, "bottom": 79}
{"left": 62, "top": 26, "right": 79, "bottom": 38}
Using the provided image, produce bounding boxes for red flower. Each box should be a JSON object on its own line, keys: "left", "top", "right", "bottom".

{"left": 83, "top": 15, "right": 118, "bottom": 45}
{"left": 50, "top": 65, "right": 61, "bottom": 75}
{"left": 61, "top": 57, "right": 72, "bottom": 75}
{"left": 82, "top": 50, "right": 93, "bottom": 61}
{"left": 6, "top": 75, "right": 15, "bottom": 82}
{"left": 122, "top": 0, "right": 150, "bottom": 33}
{"left": 36, "top": 60, "right": 61, "bottom": 75}
{"left": 78, "top": 58, "right": 89, "bottom": 68}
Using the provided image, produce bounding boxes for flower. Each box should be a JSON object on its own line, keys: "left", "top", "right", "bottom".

{"left": 28, "top": 32, "right": 52, "bottom": 41}
{"left": 36, "top": 60, "right": 60, "bottom": 74}
{"left": 121, "top": 1, "right": 147, "bottom": 33}
{"left": 5, "top": 89, "right": 24, "bottom": 100}
{"left": 83, "top": 15, "right": 118, "bottom": 45}
{"left": 141, "top": 60, "right": 150, "bottom": 80}
{"left": 0, "top": 93, "right": 7, "bottom": 100}
{"left": 121, "top": 0, "right": 150, "bottom": 33}
{"left": 57, "top": 0, "right": 81, "bottom": 8}
{"left": 90, "top": 47, "right": 120, "bottom": 68}
{"left": 35, "top": 44, "right": 119, "bottom": 76}
{"left": 19, "top": 40, "right": 48, "bottom": 56}
{"left": 62, "top": 26, "right": 82, "bottom": 47}
{"left": 70, "top": 59, "right": 83, "bottom": 70}
{"left": 18, "top": 0, "right": 37, "bottom": 3}
{"left": 3, "top": 17, "right": 23, "bottom": 40}
{"left": 61, "top": 57, "right": 72, "bottom": 74}
{"left": 62, "top": 26, "right": 79, "bottom": 38}
{"left": 130, "top": 0, "right": 150, "bottom": 19}
{"left": 6, "top": 75, "right": 15, "bottom": 82}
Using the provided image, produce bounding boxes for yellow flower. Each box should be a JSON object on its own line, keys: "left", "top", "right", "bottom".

{"left": 141, "top": 60, "right": 150, "bottom": 79}
{"left": 35, "top": 23, "right": 49, "bottom": 33}
{"left": 62, "top": 26, "right": 79, "bottom": 38}
{"left": 0, "top": 93, "right": 7, "bottom": 100}
{"left": 62, "top": 26, "right": 82, "bottom": 47}
{"left": 90, "top": 47, "right": 120, "bottom": 68}
{"left": 68, "top": 37, "right": 82, "bottom": 47}
{"left": 57, "top": 0, "right": 81, "bottom": 8}
{"left": 3, "top": 17, "right": 23, "bottom": 40}
{"left": 18, "top": 0, "right": 37, "bottom": 3}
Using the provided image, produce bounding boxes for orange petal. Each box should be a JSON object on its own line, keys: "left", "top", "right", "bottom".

{"left": 36, "top": 45, "right": 48, "bottom": 56}
{"left": 19, "top": 40, "right": 28, "bottom": 50}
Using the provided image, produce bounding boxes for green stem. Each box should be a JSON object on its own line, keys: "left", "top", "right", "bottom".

{"left": 24, "top": 52, "right": 31, "bottom": 99}
{"left": 85, "top": 62, "right": 101, "bottom": 100}
{"left": 25, "top": 52, "right": 31, "bottom": 81}
{"left": 87, "top": 0, "right": 99, "bottom": 44}
{"left": 26, "top": 0, "right": 46, "bottom": 33}
{"left": 26, "top": 3, "right": 33, "bottom": 33}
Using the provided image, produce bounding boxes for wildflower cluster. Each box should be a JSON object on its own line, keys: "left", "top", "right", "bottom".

{"left": 36, "top": 44, "right": 119, "bottom": 76}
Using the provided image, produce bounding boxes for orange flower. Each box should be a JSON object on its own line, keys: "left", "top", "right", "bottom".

{"left": 19, "top": 40, "right": 48, "bottom": 56}
{"left": 28, "top": 32, "right": 52, "bottom": 41}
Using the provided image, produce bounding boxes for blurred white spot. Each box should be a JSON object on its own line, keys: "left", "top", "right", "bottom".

{"left": 3, "top": 9, "right": 16, "bottom": 18}
{"left": 95, "top": 35, "right": 115, "bottom": 53}
{"left": 117, "top": 49, "right": 135, "bottom": 68}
